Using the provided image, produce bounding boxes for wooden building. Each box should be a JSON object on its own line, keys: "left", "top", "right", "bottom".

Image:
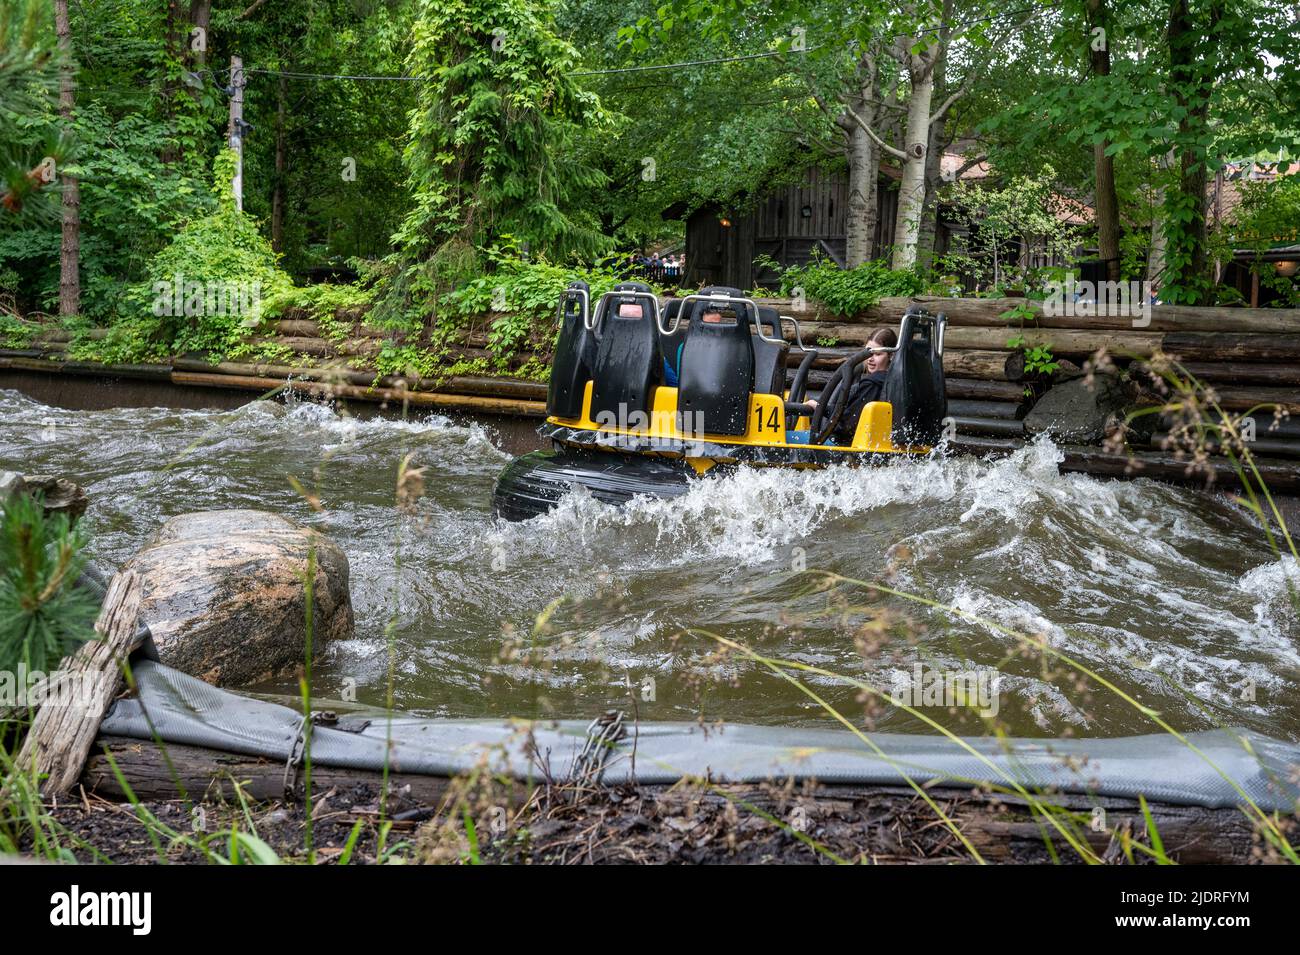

{"left": 683, "top": 166, "right": 899, "bottom": 290}
{"left": 680, "top": 161, "right": 1090, "bottom": 292}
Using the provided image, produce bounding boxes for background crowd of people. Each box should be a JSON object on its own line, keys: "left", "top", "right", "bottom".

{"left": 626, "top": 251, "right": 686, "bottom": 286}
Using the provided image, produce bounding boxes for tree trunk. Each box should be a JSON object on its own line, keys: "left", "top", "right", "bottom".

{"left": 916, "top": 110, "right": 946, "bottom": 272}
{"left": 1163, "top": 0, "right": 1222, "bottom": 301}
{"left": 53, "top": 0, "right": 80, "bottom": 318}
{"left": 891, "top": 50, "right": 937, "bottom": 270}
{"left": 1087, "top": 0, "right": 1121, "bottom": 282}
{"left": 844, "top": 123, "right": 879, "bottom": 267}
{"left": 1147, "top": 149, "right": 1175, "bottom": 287}
{"left": 187, "top": 0, "right": 212, "bottom": 72}
{"left": 13, "top": 572, "right": 144, "bottom": 796}
{"left": 272, "top": 74, "right": 288, "bottom": 252}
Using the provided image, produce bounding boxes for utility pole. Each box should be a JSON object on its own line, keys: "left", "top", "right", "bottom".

{"left": 227, "top": 55, "right": 244, "bottom": 210}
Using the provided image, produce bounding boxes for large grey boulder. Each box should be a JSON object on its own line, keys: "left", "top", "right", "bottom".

{"left": 124, "top": 510, "right": 353, "bottom": 687}
{"left": 1024, "top": 374, "right": 1130, "bottom": 445}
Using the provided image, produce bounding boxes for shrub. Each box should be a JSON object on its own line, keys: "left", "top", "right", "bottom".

{"left": 764, "top": 255, "right": 927, "bottom": 316}
{"left": 115, "top": 150, "right": 293, "bottom": 359}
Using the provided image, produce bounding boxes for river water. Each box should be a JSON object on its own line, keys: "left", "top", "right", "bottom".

{"left": 2, "top": 386, "right": 1297, "bottom": 740}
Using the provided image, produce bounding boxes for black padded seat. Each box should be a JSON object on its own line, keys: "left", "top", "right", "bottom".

{"left": 883, "top": 307, "right": 948, "bottom": 445}
{"left": 677, "top": 286, "right": 754, "bottom": 436}
{"left": 546, "top": 280, "right": 597, "bottom": 418}
{"left": 590, "top": 281, "right": 660, "bottom": 423}
{"left": 751, "top": 305, "right": 789, "bottom": 395}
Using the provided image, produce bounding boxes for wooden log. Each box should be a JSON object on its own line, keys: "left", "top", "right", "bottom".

{"left": 793, "top": 369, "right": 1027, "bottom": 402}
{"left": 1058, "top": 445, "right": 1300, "bottom": 492}
{"left": 1210, "top": 385, "right": 1300, "bottom": 414}
{"left": 171, "top": 370, "right": 547, "bottom": 417}
{"left": 1162, "top": 332, "right": 1300, "bottom": 362}
{"left": 951, "top": 434, "right": 1022, "bottom": 457}
{"left": 271, "top": 319, "right": 321, "bottom": 337}
{"left": 245, "top": 335, "right": 333, "bottom": 357}
{"left": 951, "top": 416, "right": 1026, "bottom": 438}
{"left": 759, "top": 294, "right": 1300, "bottom": 333}
{"left": 12, "top": 572, "right": 144, "bottom": 796}
{"left": 171, "top": 357, "right": 547, "bottom": 401}
{"left": 947, "top": 399, "right": 1026, "bottom": 420}
{"left": 83, "top": 736, "right": 458, "bottom": 805}
{"left": 943, "top": 349, "right": 1025, "bottom": 381}
{"left": 1158, "top": 411, "right": 1300, "bottom": 440}
{"left": 1149, "top": 433, "right": 1300, "bottom": 460}
{"left": 785, "top": 346, "right": 1025, "bottom": 382}
{"left": 1136, "top": 360, "right": 1300, "bottom": 387}
{"left": 939, "top": 326, "right": 1165, "bottom": 357}
{"left": 945, "top": 378, "right": 1028, "bottom": 401}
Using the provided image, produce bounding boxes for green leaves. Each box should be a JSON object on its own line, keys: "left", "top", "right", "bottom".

{"left": 396, "top": 0, "right": 610, "bottom": 264}
{"left": 770, "top": 255, "right": 927, "bottom": 316}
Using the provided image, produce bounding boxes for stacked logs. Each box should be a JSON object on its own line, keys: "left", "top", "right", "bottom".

{"left": 12, "top": 313, "right": 551, "bottom": 417}
{"left": 766, "top": 295, "right": 1300, "bottom": 447}
{"left": 8, "top": 296, "right": 1300, "bottom": 461}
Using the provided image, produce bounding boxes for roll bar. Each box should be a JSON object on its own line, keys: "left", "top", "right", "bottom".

{"left": 557, "top": 286, "right": 590, "bottom": 327}
{"left": 779, "top": 315, "right": 809, "bottom": 351}
{"left": 586, "top": 289, "right": 662, "bottom": 332}
{"left": 657, "top": 293, "right": 763, "bottom": 338}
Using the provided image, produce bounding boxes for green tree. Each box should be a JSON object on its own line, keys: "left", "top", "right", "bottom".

{"left": 395, "top": 0, "right": 610, "bottom": 266}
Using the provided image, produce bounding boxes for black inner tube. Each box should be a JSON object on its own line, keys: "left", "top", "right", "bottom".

{"left": 786, "top": 348, "right": 819, "bottom": 427}
{"left": 809, "top": 346, "right": 874, "bottom": 445}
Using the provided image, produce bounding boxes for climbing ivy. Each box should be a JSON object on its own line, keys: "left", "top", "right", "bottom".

{"left": 394, "top": 0, "right": 611, "bottom": 266}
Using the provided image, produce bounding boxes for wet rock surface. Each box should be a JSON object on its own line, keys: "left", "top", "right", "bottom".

{"left": 125, "top": 509, "right": 353, "bottom": 687}
{"left": 1024, "top": 373, "right": 1131, "bottom": 444}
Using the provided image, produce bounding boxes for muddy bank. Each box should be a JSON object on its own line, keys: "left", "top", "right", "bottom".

{"left": 36, "top": 775, "right": 1280, "bottom": 865}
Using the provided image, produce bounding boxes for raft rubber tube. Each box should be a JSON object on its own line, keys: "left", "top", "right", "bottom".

{"left": 493, "top": 448, "right": 695, "bottom": 521}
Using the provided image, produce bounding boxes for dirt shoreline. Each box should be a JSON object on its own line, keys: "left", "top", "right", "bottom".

{"left": 25, "top": 778, "right": 1280, "bottom": 865}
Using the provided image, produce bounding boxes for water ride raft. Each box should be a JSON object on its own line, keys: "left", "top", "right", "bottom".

{"left": 494, "top": 283, "right": 949, "bottom": 520}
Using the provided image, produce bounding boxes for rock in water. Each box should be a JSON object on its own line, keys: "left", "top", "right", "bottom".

{"left": 1023, "top": 374, "right": 1130, "bottom": 445}
{"left": 0, "top": 471, "right": 89, "bottom": 521}
{"left": 124, "top": 510, "right": 353, "bottom": 687}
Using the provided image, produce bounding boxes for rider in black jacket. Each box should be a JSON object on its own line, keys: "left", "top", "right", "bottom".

{"left": 806, "top": 327, "right": 897, "bottom": 443}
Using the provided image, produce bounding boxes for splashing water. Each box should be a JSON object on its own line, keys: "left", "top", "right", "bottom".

{"left": 2, "top": 387, "right": 1296, "bottom": 739}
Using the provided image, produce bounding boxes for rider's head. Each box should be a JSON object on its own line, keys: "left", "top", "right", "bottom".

{"left": 865, "top": 327, "right": 897, "bottom": 374}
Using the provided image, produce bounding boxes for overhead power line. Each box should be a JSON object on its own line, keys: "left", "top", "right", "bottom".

{"left": 236, "top": 4, "right": 1052, "bottom": 85}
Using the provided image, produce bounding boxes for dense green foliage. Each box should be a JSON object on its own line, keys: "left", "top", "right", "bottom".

{"left": 764, "top": 257, "right": 928, "bottom": 316}
{"left": 396, "top": 0, "right": 609, "bottom": 263}
{"left": 0, "top": 0, "right": 1297, "bottom": 370}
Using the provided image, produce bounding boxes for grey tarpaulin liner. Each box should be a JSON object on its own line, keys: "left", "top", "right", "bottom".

{"left": 101, "top": 660, "right": 1300, "bottom": 811}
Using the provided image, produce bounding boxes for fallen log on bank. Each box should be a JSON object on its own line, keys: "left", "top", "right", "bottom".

{"left": 78, "top": 735, "right": 1261, "bottom": 864}
{"left": 171, "top": 356, "right": 548, "bottom": 401}
{"left": 11, "top": 572, "right": 144, "bottom": 796}
{"left": 761, "top": 295, "right": 1300, "bottom": 334}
